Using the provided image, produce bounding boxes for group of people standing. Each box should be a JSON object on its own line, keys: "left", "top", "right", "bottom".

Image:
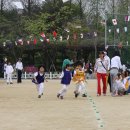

{"left": 94, "top": 50, "right": 130, "bottom": 97}
{"left": 4, "top": 58, "right": 23, "bottom": 84}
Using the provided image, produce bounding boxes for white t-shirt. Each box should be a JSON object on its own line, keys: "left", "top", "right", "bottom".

{"left": 94, "top": 58, "right": 108, "bottom": 73}
{"left": 111, "top": 56, "right": 122, "bottom": 69}
{"left": 16, "top": 61, "right": 23, "bottom": 70}
{"left": 34, "top": 72, "right": 44, "bottom": 77}
{"left": 6, "top": 65, "right": 14, "bottom": 74}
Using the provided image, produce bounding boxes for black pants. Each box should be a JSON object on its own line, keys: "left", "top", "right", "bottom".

{"left": 108, "top": 73, "right": 112, "bottom": 92}
{"left": 17, "top": 70, "right": 22, "bottom": 83}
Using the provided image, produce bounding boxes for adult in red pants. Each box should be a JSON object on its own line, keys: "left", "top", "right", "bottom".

{"left": 94, "top": 51, "right": 109, "bottom": 96}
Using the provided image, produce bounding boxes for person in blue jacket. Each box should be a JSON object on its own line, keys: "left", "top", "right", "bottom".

{"left": 57, "top": 64, "right": 72, "bottom": 99}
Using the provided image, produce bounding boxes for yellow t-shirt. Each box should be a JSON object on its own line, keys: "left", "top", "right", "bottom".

{"left": 73, "top": 70, "right": 85, "bottom": 82}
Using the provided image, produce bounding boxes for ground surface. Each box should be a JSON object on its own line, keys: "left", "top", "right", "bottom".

{"left": 0, "top": 79, "right": 130, "bottom": 130}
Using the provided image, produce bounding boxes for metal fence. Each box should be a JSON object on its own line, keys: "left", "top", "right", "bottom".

{"left": 12, "top": 72, "right": 61, "bottom": 79}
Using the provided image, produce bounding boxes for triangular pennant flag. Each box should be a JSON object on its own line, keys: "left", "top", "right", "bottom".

{"left": 41, "top": 32, "right": 46, "bottom": 38}
{"left": 125, "top": 16, "right": 130, "bottom": 22}
{"left": 73, "top": 33, "right": 77, "bottom": 40}
{"left": 27, "top": 40, "right": 30, "bottom": 44}
{"left": 33, "top": 38, "right": 37, "bottom": 45}
{"left": 116, "top": 28, "right": 120, "bottom": 33}
{"left": 40, "top": 38, "right": 44, "bottom": 42}
{"left": 46, "top": 39, "right": 50, "bottom": 43}
{"left": 112, "top": 19, "right": 117, "bottom": 25}
{"left": 18, "top": 39, "right": 23, "bottom": 45}
{"left": 53, "top": 31, "right": 57, "bottom": 38}
{"left": 63, "top": 0, "right": 69, "bottom": 3}
{"left": 124, "top": 27, "right": 127, "bottom": 32}
{"left": 15, "top": 41, "right": 18, "bottom": 46}
{"left": 3, "top": 42, "right": 6, "bottom": 47}
{"left": 108, "top": 29, "right": 111, "bottom": 33}
{"left": 67, "top": 35, "right": 69, "bottom": 40}
{"left": 60, "top": 36, "right": 63, "bottom": 41}
{"left": 80, "top": 33, "right": 83, "bottom": 38}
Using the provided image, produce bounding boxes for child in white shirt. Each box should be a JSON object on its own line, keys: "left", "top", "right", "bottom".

{"left": 6, "top": 62, "right": 14, "bottom": 84}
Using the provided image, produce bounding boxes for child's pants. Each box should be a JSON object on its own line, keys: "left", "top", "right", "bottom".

{"left": 59, "top": 84, "right": 69, "bottom": 96}
{"left": 4, "top": 72, "right": 7, "bottom": 79}
{"left": 7, "top": 73, "right": 12, "bottom": 83}
{"left": 75, "top": 81, "right": 86, "bottom": 94}
{"left": 37, "top": 83, "right": 44, "bottom": 95}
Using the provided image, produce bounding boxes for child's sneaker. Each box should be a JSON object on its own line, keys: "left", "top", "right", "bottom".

{"left": 74, "top": 91, "right": 79, "bottom": 98}
{"left": 38, "top": 95, "right": 41, "bottom": 98}
{"left": 57, "top": 93, "right": 60, "bottom": 98}
{"left": 60, "top": 96, "right": 63, "bottom": 99}
{"left": 82, "top": 93, "right": 87, "bottom": 97}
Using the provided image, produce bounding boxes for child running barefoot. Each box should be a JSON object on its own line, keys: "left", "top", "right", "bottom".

{"left": 57, "top": 64, "right": 72, "bottom": 99}
{"left": 73, "top": 63, "right": 87, "bottom": 98}
{"left": 32, "top": 65, "right": 47, "bottom": 98}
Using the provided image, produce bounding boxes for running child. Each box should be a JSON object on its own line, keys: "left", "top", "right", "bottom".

{"left": 73, "top": 62, "right": 87, "bottom": 98}
{"left": 6, "top": 62, "right": 14, "bottom": 84}
{"left": 32, "top": 65, "right": 47, "bottom": 98}
{"left": 57, "top": 64, "right": 72, "bottom": 99}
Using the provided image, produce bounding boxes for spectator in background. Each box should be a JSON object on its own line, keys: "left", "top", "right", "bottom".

{"left": 104, "top": 51, "right": 111, "bottom": 92}
{"left": 62, "top": 56, "right": 71, "bottom": 70}
{"left": 110, "top": 50, "right": 122, "bottom": 96}
{"left": 4, "top": 61, "right": 7, "bottom": 80}
{"left": 94, "top": 51, "right": 109, "bottom": 96}
{"left": 16, "top": 58, "right": 23, "bottom": 83}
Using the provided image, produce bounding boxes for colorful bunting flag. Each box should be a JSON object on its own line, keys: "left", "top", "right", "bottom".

{"left": 18, "top": 39, "right": 23, "bottom": 45}
{"left": 33, "top": 38, "right": 37, "bottom": 45}
{"left": 125, "top": 16, "right": 130, "bottom": 22}
{"left": 80, "top": 33, "right": 83, "bottom": 38}
{"left": 73, "top": 33, "right": 77, "bottom": 40}
{"left": 41, "top": 32, "right": 46, "bottom": 38}
{"left": 53, "top": 31, "right": 57, "bottom": 38}
{"left": 116, "top": 28, "right": 120, "bottom": 33}
{"left": 124, "top": 27, "right": 127, "bottom": 32}
{"left": 27, "top": 40, "right": 30, "bottom": 44}
{"left": 67, "top": 35, "right": 70, "bottom": 40}
{"left": 108, "top": 29, "right": 111, "bottom": 33}
{"left": 3, "top": 42, "right": 6, "bottom": 47}
{"left": 60, "top": 36, "right": 63, "bottom": 41}
{"left": 112, "top": 19, "right": 117, "bottom": 25}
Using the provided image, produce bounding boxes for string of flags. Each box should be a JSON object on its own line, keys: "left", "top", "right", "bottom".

{"left": 109, "top": 15, "right": 130, "bottom": 34}
{"left": 3, "top": 31, "right": 85, "bottom": 47}
{"left": 112, "top": 15, "right": 130, "bottom": 25}
{"left": 108, "top": 26, "right": 128, "bottom": 33}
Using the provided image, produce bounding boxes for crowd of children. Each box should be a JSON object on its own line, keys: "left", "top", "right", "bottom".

{"left": 3, "top": 55, "right": 130, "bottom": 99}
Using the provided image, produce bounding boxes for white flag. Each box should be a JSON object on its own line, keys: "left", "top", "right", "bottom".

{"left": 124, "top": 27, "right": 127, "bottom": 32}
{"left": 63, "top": 0, "right": 69, "bottom": 3}
{"left": 116, "top": 28, "right": 119, "bottom": 33}
{"left": 108, "top": 29, "right": 111, "bottom": 33}
{"left": 112, "top": 19, "right": 117, "bottom": 25}
{"left": 67, "top": 35, "right": 70, "bottom": 40}
{"left": 60, "top": 36, "right": 63, "bottom": 41}
{"left": 80, "top": 33, "right": 83, "bottom": 39}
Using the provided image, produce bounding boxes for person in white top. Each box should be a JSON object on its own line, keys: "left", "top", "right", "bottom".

{"left": 16, "top": 58, "right": 23, "bottom": 83}
{"left": 4, "top": 62, "right": 7, "bottom": 80}
{"left": 104, "top": 51, "right": 112, "bottom": 92}
{"left": 110, "top": 50, "right": 122, "bottom": 96}
{"left": 94, "top": 51, "right": 109, "bottom": 96}
{"left": 6, "top": 62, "right": 14, "bottom": 84}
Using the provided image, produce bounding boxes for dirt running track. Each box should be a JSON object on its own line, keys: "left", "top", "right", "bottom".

{"left": 0, "top": 79, "right": 130, "bottom": 130}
